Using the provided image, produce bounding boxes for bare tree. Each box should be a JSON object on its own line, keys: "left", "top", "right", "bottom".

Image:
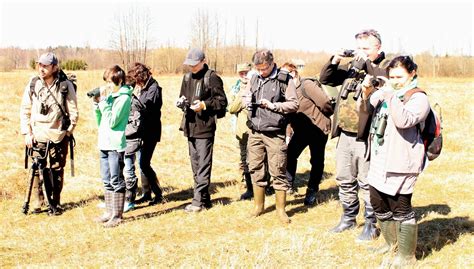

{"left": 190, "top": 9, "right": 211, "bottom": 52}
{"left": 110, "top": 5, "right": 152, "bottom": 71}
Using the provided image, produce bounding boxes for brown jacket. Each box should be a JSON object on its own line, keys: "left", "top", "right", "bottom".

{"left": 292, "top": 78, "right": 333, "bottom": 135}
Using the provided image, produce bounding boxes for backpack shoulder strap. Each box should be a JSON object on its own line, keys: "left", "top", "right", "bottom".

{"left": 277, "top": 69, "right": 290, "bottom": 93}
{"left": 404, "top": 88, "right": 426, "bottom": 104}
{"left": 184, "top": 72, "right": 192, "bottom": 83}
{"left": 29, "top": 76, "right": 40, "bottom": 98}
{"left": 204, "top": 69, "right": 214, "bottom": 89}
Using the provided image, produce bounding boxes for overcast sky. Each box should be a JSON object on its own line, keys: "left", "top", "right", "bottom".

{"left": 0, "top": 0, "right": 472, "bottom": 55}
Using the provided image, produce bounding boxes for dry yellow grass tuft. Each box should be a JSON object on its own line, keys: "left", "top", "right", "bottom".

{"left": 0, "top": 71, "right": 472, "bottom": 267}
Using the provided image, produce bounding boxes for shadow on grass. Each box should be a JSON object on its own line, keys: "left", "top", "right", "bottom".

{"left": 292, "top": 170, "right": 334, "bottom": 190}
{"left": 415, "top": 203, "right": 451, "bottom": 221}
{"left": 163, "top": 180, "right": 239, "bottom": 202}
{"left": 126, "top": 197, "right": 233, "bottom": 221}
{"left": 417, "top": 216, "right": 474, "bottom": 259}
{"left": 264, "top": 186, "right": 339, "bottom": 217}
{"left": 61, "top": 194, "right": 103, "bottom": 212}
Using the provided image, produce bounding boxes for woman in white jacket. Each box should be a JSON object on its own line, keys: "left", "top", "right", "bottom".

{"left": 362, "top": 56, "right": 430, "bottom": 267}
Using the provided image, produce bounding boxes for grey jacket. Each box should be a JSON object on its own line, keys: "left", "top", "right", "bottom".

{"left": 369, "top": 89, "right": 430, "bottom": 173}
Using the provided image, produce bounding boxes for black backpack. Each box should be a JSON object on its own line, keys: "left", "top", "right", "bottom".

{"left": 184, "top": 69, "right": 227, "bottom": 118}
{"left": 404, "top": 88, "right": 443, "bottom": 161}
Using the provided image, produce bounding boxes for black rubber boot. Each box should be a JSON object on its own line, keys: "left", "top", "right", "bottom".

{"left": 135, "top": 192, "right": 152, "bottom": 204}
{"left": 240, "top": 173, "right": 254, "bottom": 200}
{"left": 356, "top": 221, "right": 381, "bottom": 242}
{"left": 304, "top": 188, "right": 318, "bottom": 206}
{"left": 330, "top": 203, "right": 358, "bottom": 233}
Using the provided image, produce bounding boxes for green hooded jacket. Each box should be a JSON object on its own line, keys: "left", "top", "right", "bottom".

{"left": 95, "top": 85, "right": 132, "bottom": 151}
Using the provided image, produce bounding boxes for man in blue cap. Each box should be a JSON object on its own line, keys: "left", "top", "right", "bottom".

{"left": 176, "top": 48, "right": 227, "bottom": 212}
{"left": 20, "top": 52, "right": 79, "bottom": 215}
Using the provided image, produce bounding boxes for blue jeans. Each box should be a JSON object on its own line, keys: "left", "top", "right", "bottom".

{"left": 124, "top": 152, "right": 140, "bottom": 189}
{"left": 100, "top": 150, "right": 125, "bottom": 193}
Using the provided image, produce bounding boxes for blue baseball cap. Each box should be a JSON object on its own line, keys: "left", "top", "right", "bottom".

{"left": 183, "top": 48, "right": 205, "bottom": 66}
{"left": 37, "top": 52, "right": 58, "bottom": 65}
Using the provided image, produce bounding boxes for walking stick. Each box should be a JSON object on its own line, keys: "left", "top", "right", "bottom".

{"left": 69, "top": 135, "right": 75, "bottom": 177}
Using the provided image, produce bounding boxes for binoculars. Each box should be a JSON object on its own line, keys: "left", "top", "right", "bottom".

{"left": 86, "top": 88, "right": 101, "bottom": 98}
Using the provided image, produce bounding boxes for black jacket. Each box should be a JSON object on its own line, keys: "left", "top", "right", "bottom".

{"left": 139, "top": 77, "right": 162, "bottom": 141}
{"left": 179, "top": 64, "right": 227, "bottom": 138}
{"left": 319, "top": 53, "right": 388, "bottom": 141}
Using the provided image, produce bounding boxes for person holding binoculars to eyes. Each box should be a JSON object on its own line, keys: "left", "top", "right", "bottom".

{"left": 319, "top": 29, "right": 389, "bottom": 241}
{"left": 363, "top": 56, "right": 429, "bottom": 267}
{"left": 92, "top": 65, "right": 132, "bottom": 228}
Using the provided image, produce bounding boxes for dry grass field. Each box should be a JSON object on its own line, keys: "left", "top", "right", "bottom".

{"left": 0, "top": 70, "right": 473, "bottom": 267}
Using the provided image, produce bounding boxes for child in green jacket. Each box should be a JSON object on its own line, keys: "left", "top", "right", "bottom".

{"left": 93, "top": 65, "right": 132, "bottom": 228}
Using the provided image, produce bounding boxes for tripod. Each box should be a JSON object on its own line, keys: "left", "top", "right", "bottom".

{"left": 22, "top": 141, "right": 57, "bottom": 215}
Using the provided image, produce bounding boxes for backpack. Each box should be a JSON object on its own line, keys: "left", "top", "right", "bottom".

{"left": 29, "top": 69, "right": 77, "bottom": 131}
{"left": 184, "top": 69, "right": 227, "bottom": 118}
{"left": 404, "top": 88, "right": 443, "bottom": 161}
{"left": 125, "top": 94, "right": 145, "bottom": 138}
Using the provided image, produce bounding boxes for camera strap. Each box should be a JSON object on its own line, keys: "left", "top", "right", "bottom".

{"left": 45, "top": 85, "right": 69, "bottom": 119}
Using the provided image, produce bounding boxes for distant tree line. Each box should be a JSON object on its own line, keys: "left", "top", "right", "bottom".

{"left": 0, "top": 46, "right": 472, "bottom": 78}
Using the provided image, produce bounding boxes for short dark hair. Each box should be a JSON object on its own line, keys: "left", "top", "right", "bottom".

{"left": 103, "top": 65, "right": 125, "bottom": 86}
{"left": 388, "top": 56, "right": 418, "bottom": 73}
{"left": 128, "top": 62, "right": 152, "bottom": 86}
{"left": 252, "top": 49, "right": 274, "bottom": 65}
{"left": 355, "top": 29, "right": 382, "bottom": 45}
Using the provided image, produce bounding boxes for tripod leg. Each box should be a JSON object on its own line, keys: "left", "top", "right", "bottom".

{"left": 22, "top": 167, "right": 36, "bottom": 215}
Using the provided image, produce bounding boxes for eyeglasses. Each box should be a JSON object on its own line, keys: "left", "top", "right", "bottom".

{"left": 355, "top": 29, "right": 381, "bottom": 44}
{"left": 256, "top": 63, "right": 272, "bottom": 73}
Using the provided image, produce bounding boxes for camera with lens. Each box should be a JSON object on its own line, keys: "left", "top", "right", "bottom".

{"left": 86, "top": 87, "right": 101, "bottom": 98}
{"left": 176, "top": 96, "right": 190, "bottom": 111}
{"left": 370, "top": 77, "right": 384, "bottom": 88}
{"left": 342, "top": 49, "right": 355, "bottom": 58}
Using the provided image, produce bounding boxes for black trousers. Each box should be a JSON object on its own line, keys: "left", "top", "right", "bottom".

{"left": 287, "top": 124, "right": 328, "bottom": 191}
{"left": 369, "top": 185, "right": 415, "bottom": 222}
{"left": 139, "top": 137, "right": 162, "bottom": 197}
{"left": 188, "top": 137, "right": 214, "bottom": 207}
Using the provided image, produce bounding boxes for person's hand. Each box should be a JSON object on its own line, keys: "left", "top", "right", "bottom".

{"left": 242, "top": 92, "right": 252, "bottom": 109}
{"left": 190, "top": 100, "right": 205, "bottom": 112}
{"left": 259, "top": 99, "right": 275, "bottom": 110}
{"left": 331, "top": 49, "right": 345, "bottom": 65}
{"left": 24, "top": 133, "right": 35, "bottom": 148}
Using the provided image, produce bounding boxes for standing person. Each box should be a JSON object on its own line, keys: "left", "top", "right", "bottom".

{"left": 282, "top": 63, "right": 334, "bottom": 206}
{"left": 242, "top": 49, "right": 298, "bottom": 224}
{"left": 364, "top": 56, "right": 429, "bottom": 267}
{"left": 123, "top": 63, "right": 164, "bottom": 211}
{"left": 20, "top": 52, "right": 79, "bottom": 215}
{"left": 319, "top": 29, "right": 388, "bottom": 241}
{"left": 228, "top": 63, "right": 253, "bottom": 200}
{"left": 176, "top": 48, "right": 228, "bottom": 213}
{"left": 93, "top": 65, "right": 132, "bottom": 228}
